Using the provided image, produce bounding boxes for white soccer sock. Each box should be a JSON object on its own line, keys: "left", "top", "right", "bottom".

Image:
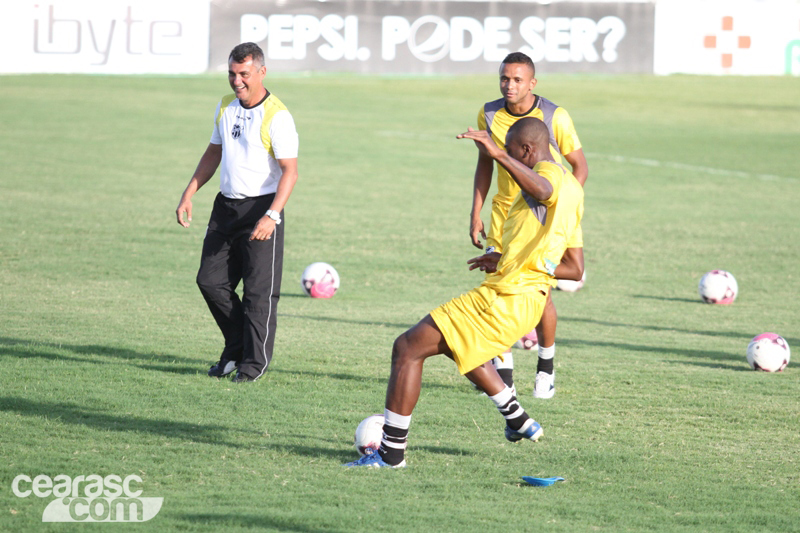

{"left": 538, "top": 344, "right": 555, "bottom": 360}
{"left": 384, "top": 409, "right": 411, "bottom": 431}
{"left": 492, "top": 351, "right": 514, "bottom": 370}
{"left": 488, "top": 386, "right": 514, "bottom": 408}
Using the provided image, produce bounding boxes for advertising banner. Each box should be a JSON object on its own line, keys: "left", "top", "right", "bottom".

{"left": 654, "top": 0, "right": 800, "bottom": 76}
{"left": 0, "top": 0, "right": 210, "bottom": 74}
{"left": 210, "top": 1, "right": 655, "bottom": 74}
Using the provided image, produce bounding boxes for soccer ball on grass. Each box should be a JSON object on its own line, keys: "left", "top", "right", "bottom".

{"left": 698, "top": 270, "right": 737, "bottom": 304}
{"left": 301, "top": 262, "right": 340, "bottom": 298}
{"left": 354, "top": 414, "right": 384, "bottom": 456}
{"left": 746, "top": 333, "right": 791, "bottom": 372}
{"left": 514, "top": 329, "right": 539, "bottom": 350}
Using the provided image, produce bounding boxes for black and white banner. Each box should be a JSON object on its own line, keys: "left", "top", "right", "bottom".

{"left": 210, "top": 1, "right": 655, "bottom": 74}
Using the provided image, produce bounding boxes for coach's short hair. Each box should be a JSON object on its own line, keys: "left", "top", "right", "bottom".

{"left": 229, "top": 42, "right": 265, "bottom": 67}
{"left": 501, "top": 52, "right": 535, "bottom": 77}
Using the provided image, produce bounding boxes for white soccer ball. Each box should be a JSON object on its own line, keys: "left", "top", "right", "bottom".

{"left": 556, "top": 269, "right": 586, "bottom": 293}
{"left": 514, "top": 329, "right": 539, "bottom": 350}
{"left": 301, "top": 262, "right": 340, "bottom": 298}
{"left": 698, "top": 270, "right": 738, "bottom": 304}
{"left": 746, "top": 333, "right": 791, "bottom": 372}
{"left": 354, "top": 414, "right": 384, "bottom": 456}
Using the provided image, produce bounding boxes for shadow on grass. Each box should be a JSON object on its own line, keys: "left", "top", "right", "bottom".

{"left": 662, "top": 360, "right": 751, "bottom": 371}
{"left": 0, "top": 396, "right": 257, "bottom": 447}
{"left": 632, "top": 294, "right": 702, "bottom": 304}
{"left": 180, "top": 513, "right": 348, "bottom": 532}
{"left": 268, "top": 368, "right": 457, "bottom": 391}
{"left": 0, "top": 337, "right": 204, "bottom": 375}
{"left": 558, "top": 337, "right": 746, "bottom": 366}
{"left": 415, "top": 444, "right": 474, "bottom": 457}
{"left": 560, "top": 316, "right": 756, "bottom": 341}
{"left": 279, "top": 313, "right": 413, "bottom": 329}
{"left": 281, "top": 433, "right": 471, "bottom": 461}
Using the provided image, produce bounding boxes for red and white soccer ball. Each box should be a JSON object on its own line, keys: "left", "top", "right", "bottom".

{"left": 556, "top": 269, "right": 586, "bottom": 293}
{"left": 301, "top": 262, "right": 340, "bottom": 299}
{"left": 746, "top": 333, "right": 791, "bottom": 372}
{"left": 514, "top": 329, "right": 539, "bottom": 350}
{"left": 354, "top": 414, "right": 384, "bottom": 456}
{"left": 698, "top": 270, "right": 738, "bottom": 304}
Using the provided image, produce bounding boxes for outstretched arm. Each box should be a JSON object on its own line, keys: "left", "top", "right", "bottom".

{"left": 176, "top": 143, "right": 222, "bottom": 227}
{"left": 458, "top": 128, "right": 552, "bottom": 202}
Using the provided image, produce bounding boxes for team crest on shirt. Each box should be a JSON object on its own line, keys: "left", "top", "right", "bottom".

{"left": 231, "top": 124, "right": 242, "bottom": 139}
{"left": 544, "top": 258, "right": 557, "bottom": 276}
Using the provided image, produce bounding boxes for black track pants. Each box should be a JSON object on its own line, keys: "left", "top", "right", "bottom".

{"left": 196, "top": 193, "right": 284, "bottom": 379}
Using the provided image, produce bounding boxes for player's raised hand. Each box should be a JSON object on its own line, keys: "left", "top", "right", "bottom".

{"left": 467, "top": 251, "right": 501, "bottom": 273}
{"left": 457, "top": 128, "right": 502, "bottom": 159}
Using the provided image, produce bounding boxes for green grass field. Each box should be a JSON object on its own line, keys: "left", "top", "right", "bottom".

{"left": 1, "top": 72, "right": 799, "bottom": 532}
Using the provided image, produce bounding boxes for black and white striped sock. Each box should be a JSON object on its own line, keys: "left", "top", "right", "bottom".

{"left": 488, "top": 386, "right": 530, "bottom": 431}
{"left": 492, "top": 352, "right": 515, "bottom": 389}
{"left": 379, "top": 409, "right": 410, "bottom": 466}
{"left": 537, "top": 343, "right": 555, "bottom": 375}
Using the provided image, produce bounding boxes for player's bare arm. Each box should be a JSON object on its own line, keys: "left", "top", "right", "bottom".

{"left": 458, "top": 128, "right": 504, "bottom": 159}
{"left": 564, "top": 148, "right": 588, "bottom": 186}
{"left": 459, "top": 127, "right": 553, "bottom": 202}
{"left": 176, "top": 143, "right": 222, "bottom": 227}
{"left": 470, "top": 151, "right": 494, "bottom": 249}
{"left": 553, "top": 247, "right": 584, "bottom": 281}
{"left": 250, "top": 157, "right": 298, "bottom": 241}
{"left": 496, "top": 156, "right": 553, "bottom": 202}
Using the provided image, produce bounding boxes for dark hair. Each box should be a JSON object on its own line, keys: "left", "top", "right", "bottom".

{"left": 501, "top": 52, "right": 535, "bottom": 77}
{"left": 229, "top": 42, "right": 265, "bottom": 67}
{"left": 507, "top": 117, "right": 549, "bottom": 148}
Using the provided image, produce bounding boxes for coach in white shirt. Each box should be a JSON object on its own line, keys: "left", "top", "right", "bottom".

{"left": 176, "top": 42, "right": 299, "bottom": 382}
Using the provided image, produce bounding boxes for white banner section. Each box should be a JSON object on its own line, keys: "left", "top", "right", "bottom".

{"left": 654, "top": 0, "right": 800, "bottom": 75}
{"left": 0, "top": 0, "right": 210, "bottom": 74}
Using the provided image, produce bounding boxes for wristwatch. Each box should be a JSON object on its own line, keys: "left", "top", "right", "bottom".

{"left": 265, "top": 209, "right": 282, "bottom": 224}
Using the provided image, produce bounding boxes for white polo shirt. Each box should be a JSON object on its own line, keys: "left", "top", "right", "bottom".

{"left": 210, "top": 92, "right": 299, "bottom": 199}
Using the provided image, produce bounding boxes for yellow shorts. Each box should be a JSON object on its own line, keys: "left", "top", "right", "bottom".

{"left": 485, "top": 199, "right": 511, "bottom": 252}
{"left": 430, "top": 285, "right": 547, "bottom": 375}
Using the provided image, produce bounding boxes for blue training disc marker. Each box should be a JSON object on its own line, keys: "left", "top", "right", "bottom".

{"left": 522, "top": 476, "right": 565, "bottom": 487}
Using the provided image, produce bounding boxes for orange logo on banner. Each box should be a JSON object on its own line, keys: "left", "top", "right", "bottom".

{"left": 704, "top": 16, "right": 751, "bottom": 68}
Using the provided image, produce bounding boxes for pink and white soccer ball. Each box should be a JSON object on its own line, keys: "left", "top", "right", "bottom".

{"left": 556, "top": 269, "right": 586, "bottom": 293}
{"left": 746, "top": 333, "right": 791, "bottom": 372}
{"left": 514, "top": 329, "right": 539, "bottom": 350}
{"left": 698, "top": 270, "right": 738, "bottom": 304}
{"left": 301, "top": 262, "right": 340, "bottom": 298}
{"left": 354, "top": 414, "right": 384, "bottom": 456}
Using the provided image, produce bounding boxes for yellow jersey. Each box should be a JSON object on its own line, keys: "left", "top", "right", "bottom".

{"left": 477, "top": 95, "right": 582, "bottom": 209}
{"left": 483, "top": 161, "right": 584, "bottom": 295}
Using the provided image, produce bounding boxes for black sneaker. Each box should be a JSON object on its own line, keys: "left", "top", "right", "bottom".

{"left": 208, "top": 359, "right": 238, "bottom": 378}
{"left": 232, "top": 371, "right": 258, "bottom": 383}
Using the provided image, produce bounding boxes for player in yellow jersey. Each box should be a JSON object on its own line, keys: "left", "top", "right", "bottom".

{"left": 469, "top": 52, "right": 588, "bottom": 399}
{"left": 346, "top": 118, "right": 584, "bottom": 468}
